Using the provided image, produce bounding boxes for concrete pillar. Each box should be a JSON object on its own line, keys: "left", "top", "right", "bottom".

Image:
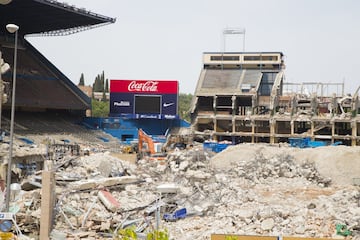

{"left": 331, "top": 121, "right": 335, "bottom": 144}
{"left": 310, "top": 121, "right": 315, "bottom": 140}
{"left": 213, "top": 96, "right": 217, "bottom": 114}
{"left": 213, "top": 118, "right": 217, "bottom": 134}
{"left": 251, "top": 120, "right": 255, "bottom": 143}
{"left": 232, "top": 118, "right": 235, "bottom": 134}
{"left": 290, "top": 120, "right": 294, "bottom": 135}
{"left": 40, "top": 161, "right": 55, "bottom": 240}
{"left": 270, "top": 119, "right": 275, "bottom": 144}
{"left": 231, "top": 95, "right": 236, "bottom": 117}
{"left": 351, "top": 120, "right": 357, "bottom": 147}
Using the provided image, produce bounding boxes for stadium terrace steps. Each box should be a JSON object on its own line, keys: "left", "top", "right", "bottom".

{"left": 196, "top": 69, "right": 266, "bottom": 95}
{"left": 201, "top": 69, "right": 241, "bottom": 89}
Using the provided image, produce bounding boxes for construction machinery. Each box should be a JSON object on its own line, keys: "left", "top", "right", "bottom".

{"left": 162, "top": 127, "right": 193, "bottom": 152}
{"left": 137, "top": 129, "right": 167, "bottom": 160}
{"left": 121, "top": 143, "right": 138, "bottom": 154}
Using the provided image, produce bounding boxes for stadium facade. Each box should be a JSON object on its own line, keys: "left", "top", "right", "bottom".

{"left": 190, "top": 52, "right": 360, "bottom": 146}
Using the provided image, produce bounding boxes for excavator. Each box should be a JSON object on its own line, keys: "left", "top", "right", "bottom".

{"left": 137, "top": 129, "right": 167, "bottom": 161}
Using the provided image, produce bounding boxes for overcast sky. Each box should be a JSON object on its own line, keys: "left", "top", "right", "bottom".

{"left": 27, "top": 0, "right": 360, "bottom": 94}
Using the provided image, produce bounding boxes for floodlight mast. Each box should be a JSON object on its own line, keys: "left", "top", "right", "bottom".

{"left": 223, "top": 27, "right": 246, "bottom": 52}
{"left": 221, "top": 27, "right": 246, "bottom": 70}
{"left": 6, "top": 24, "right": 19, "bottom": 33}
{"left": 5, "top": 23, "right": 19, "bottom": 212}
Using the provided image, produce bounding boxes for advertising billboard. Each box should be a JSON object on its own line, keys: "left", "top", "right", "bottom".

{"left": 110, "top": 80, "right": 178, "bottom": 119}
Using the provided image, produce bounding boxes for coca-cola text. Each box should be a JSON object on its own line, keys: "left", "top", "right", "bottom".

{"left": 128, "top": 81, "right": 158, "bottom": 92}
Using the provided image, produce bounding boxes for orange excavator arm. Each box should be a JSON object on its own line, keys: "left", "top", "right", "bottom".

{"left": 138, "top": 129, "right": 155, "bottom": 154}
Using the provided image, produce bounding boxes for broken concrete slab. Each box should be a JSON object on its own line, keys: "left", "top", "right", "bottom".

{"left": 98, "top": 190, "right": 120, "bottom": 212}
{"left": 69, "top": 176, "right": 140, "bottom": 191}
{"left": 156, "top": 183, "right": 179, "bottom": 194}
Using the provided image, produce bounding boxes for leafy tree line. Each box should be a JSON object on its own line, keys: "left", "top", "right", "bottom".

{"left": 178, "top": 93, "right": 192, "bottom": 122}
{"left": 92, "top": 71, "right": 109, "bottom": 93}
{"left": 78, "top": 72, "right": 192, "bottom": 121}
{"left": 78, "top": 71, "right": 109, "bottom": 101}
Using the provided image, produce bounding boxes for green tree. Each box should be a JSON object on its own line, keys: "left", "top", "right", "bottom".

{"left": 100, "top": 71, "right": 105, "bottom": 92}
{"left": 78, "top": 73, "right": 85, "bottom": 86}
{"left": 93, "top": 71, "right": 106, "bottom": 92}
{"left": 93, "top": 75, "right": 101, "bottom": 92}
{"left": 178, "top": 93, "right": 193, "bottom": 122}
{"left": 102, "top": 90, "right": 107, "bottom": 102}
{"left": 91, "top": 99, "right": 109, "bottom": 117}
{"left": 105, "top": 79, "right": 109, "bottom": 93}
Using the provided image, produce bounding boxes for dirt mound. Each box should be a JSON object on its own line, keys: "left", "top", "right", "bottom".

{"left": 211, "top": 143, "right": 360, "bottom": 186}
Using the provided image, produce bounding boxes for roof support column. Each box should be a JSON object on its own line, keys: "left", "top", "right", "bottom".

{"left": 351, "top": 120, "right": 357, "bottom": 147}
{"left": 270, "top": 119, "right": 275, "bottom": 144}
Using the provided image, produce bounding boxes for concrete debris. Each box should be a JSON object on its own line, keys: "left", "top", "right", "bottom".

{"left": 261, "top": 218, "right": 275, "bottom": 231}
{"left": 70, "top": 175, "right": 140, "bottom": 191}
{"left": 1, "top": 137, "right": 360, "bottom": 240}
{"left": 98, "top": 190, "right": 120, "bottom": 212}
{"left": 156, "top": 183, "right": 179, "bottom": 194}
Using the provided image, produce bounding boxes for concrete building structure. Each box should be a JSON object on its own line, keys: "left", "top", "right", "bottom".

{"left": 190, "top": 52, "right": 360, "bottom": 146}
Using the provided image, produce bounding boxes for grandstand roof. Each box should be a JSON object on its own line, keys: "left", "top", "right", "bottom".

{"left": 0, "top": 0, "right": 116, "bottom": 36}
{"left": 0, "top": 0, "right": 116, "bottom": 113}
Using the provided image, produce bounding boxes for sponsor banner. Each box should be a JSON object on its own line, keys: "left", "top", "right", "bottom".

{"left": 163, "top": 114, "right": 177, "bottom": 119}
{"left": 136, "top": 114, "right": 161, "bottom": 119}
{"left": 161, "top": 94, "right": 178, "bottom": 115}
{"left": 110, "top": 93, "right": 178, "bottom": 116}
{"left": 110, "top": 80, "right": 178, "bottom": 94}
{"left": 108, "top": 113, "right": 179, "bottom": 120}
{"left": 110, "top": 93, "right": 134, "bottom": 114}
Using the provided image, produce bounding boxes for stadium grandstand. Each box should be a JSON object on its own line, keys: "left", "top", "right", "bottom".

{"left": 0, "top": 0, "right": 115, "bottom": 134}
{"left": 190, "top": 52, "right": 360, "bottom": 146}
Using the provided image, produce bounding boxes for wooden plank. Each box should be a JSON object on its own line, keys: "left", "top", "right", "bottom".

{"left": 39, "top": 163, "right": 55, "bottom": 240}
{"left": 211, "top": 235, "right": 336, "bottom": 240}
{"left": 283, "top": 237, "right": 334, "bottom": 240}
{"left": 211, "top": 235, "right": 277, "bottom": 240}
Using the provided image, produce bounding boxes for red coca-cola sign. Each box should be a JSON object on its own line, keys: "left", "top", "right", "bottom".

{"left": 111, "top": 80, "right": 178, "bottom": 94}
{"left": 128, "top": 80, "right": 158, "bottom": 92}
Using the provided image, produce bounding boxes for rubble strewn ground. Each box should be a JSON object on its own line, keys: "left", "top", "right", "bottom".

{"left": 3, "top": 134, "right": 360, "bottom": 240}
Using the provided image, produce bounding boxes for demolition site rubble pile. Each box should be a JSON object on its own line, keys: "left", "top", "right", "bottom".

{"left": 6, "top": 141, "right": 360, "bottom": 239}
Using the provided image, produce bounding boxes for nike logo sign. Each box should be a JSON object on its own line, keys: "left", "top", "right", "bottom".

{"left": 163, "top": 102, "right": 174, "bottom": 107}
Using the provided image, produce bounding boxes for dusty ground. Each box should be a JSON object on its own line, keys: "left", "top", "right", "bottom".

{"left": 110, "top": 152, "right": 137, "bottom": 164}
